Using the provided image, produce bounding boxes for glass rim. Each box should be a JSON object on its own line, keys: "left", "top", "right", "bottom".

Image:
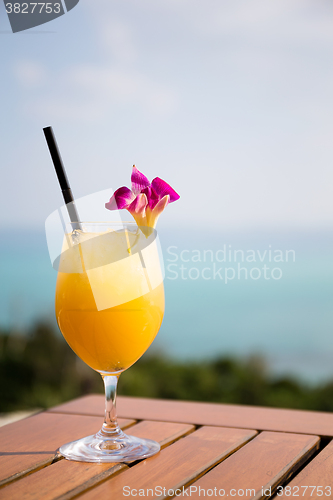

{"left": 67, "top": 221, "right": 137, "bottom": 224}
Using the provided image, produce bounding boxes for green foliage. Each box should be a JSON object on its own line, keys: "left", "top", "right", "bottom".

{"left": 1, "top": 322, "right": 333, "bottom": 413}
{"left": 0, "top": 323, "right": 102, "bottom": 411}
{"left": 119, "top": 355, "right": 307, "bottom": 408}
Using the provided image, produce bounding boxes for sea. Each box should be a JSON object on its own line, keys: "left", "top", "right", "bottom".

{"left": 1, "top": 226, "right": 333, "bottom": 384}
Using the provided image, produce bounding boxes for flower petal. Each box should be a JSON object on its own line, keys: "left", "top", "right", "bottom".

{"left": 128, "top": 193, "right": 148, "bottom": 227}
{"left": 142, "top": 185, "right": 159, "bottom": 210}
{"left": 147, "top": 194, "right": 170, "bottom": 228}
{"left": 105, "top": 186, "right": 135, "bottom": 210}
{"left": 128, "top": 193, "right": 148, "bottom": 216}
{"left": 151, "top": 177, "right": 180, "bottom": 203}
{"left": 131, "top": 165, "right": 150, "bottom": 195}
{"left": 152, "top": 194, "right": 170, "bottom": 214}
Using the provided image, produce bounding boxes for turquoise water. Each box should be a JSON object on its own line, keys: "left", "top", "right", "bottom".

{"left": 1, "top": 227, "right": 333, "bottom": 382}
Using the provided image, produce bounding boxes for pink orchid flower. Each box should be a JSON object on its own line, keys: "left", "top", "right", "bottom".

{"left": 105, "top": 165, "right": 180, "bottom": 228}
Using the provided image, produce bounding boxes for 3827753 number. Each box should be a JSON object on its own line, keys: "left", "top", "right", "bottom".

{"left": 276, "top": 486, "right": 331, "bottom": 496}
{"left": 5, "top": 3, "right": 61, "bottom": 14}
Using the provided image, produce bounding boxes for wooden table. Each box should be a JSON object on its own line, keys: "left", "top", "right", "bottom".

{"left": 1, "top": 395, "right": 333, "bottom": 499}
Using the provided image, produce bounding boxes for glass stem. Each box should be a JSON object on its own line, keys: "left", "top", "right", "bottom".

{"left": 101, "top": 374, "right": 122, "bottom": 438}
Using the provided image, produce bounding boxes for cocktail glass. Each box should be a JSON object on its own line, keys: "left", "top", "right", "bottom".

{"left": 55, "top": 222, "right": 164, "bottom": 462}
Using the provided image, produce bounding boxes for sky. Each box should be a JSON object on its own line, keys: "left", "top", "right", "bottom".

{"left": 1, "top": 1, "right": 333, "bottom": 381}
{"left": 1, "top": 0, "right": 333, "bottom": 232}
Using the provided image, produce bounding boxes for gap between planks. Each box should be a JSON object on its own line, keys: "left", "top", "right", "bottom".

{"left": 162, "top": 430, "right": 260, "bottom": 498}
{"left": 63, "top": 431, "right": 258, "bottom": 500}
{"left": 270, "top": 436, "right": 331, "bottom": 495}
{"left": 50, "top": 410, "right": 333, "bottom": 439}
{"left": 52, "top": 464, "right": 127, "bottom": 500}
{"left": 0, "top": 419, "right": 196, "bottom": 496}
{"left": 0, "top": 425, "right": 258, "bottom": 500}
{"left": 39, "top": 424, "right": 199, "bottom": 500}
{"left": 0, "top": 418, "right": 138, "bottom": 489}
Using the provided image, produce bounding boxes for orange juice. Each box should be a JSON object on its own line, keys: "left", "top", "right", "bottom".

{"left": 55, "top": 228, "right": 165, "bottom": 373}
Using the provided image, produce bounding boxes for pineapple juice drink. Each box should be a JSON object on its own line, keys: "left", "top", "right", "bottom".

{"left": 55, "top": 227, "right": 165, "bottom": 373}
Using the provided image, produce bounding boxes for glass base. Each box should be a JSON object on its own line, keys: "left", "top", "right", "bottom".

{"left": 58, "top": 428, "right": 160, "bottom": 463}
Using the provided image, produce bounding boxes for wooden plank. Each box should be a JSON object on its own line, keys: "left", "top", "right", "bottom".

{"left": 48, "top": 395, "right": 105, "bottom": 417}
{"left": 77, "top": 426, "right": 257, "bottom": 500}
{"left": 0, "top": 412, "right": 135, "bottom": 487}
{"left": 49, "top": 395, "right": 333, "bottom": 438}
{"left": 279, "top": 440, "right": 333, "bottom": 499}
{"left": 0, "top": 420, "right": 194, "bottom": 500}
{"left": 0, "top": 462, "right": 126, "bottom": 500}
{"left": 186, "top": 431, "right": 320, "bottom": 500}
{"left": 125, "top": 420, "right": 195, "bottom": 449}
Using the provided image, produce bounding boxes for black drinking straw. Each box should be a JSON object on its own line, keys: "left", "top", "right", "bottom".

{"left": 43, "top": 126, "right": 82, "bottom": 231}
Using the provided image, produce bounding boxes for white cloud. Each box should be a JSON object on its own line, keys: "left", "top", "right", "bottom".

{"left": 68, "top": 65, "right": 178, "bottom": 115}
{"left": 100, "top": 20, "right": 138, "bottom": 62}
{"left": 13, "top": 60, "right": 46, "bottom": 87}
{"left": 25, "top": 98, "right": 104, "bottom": 122}
{"left": 17, "top": 64, "right": 179, "bottom": 123}
{"left": 107, "top": 0, "right": 333, "bottom": 46}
